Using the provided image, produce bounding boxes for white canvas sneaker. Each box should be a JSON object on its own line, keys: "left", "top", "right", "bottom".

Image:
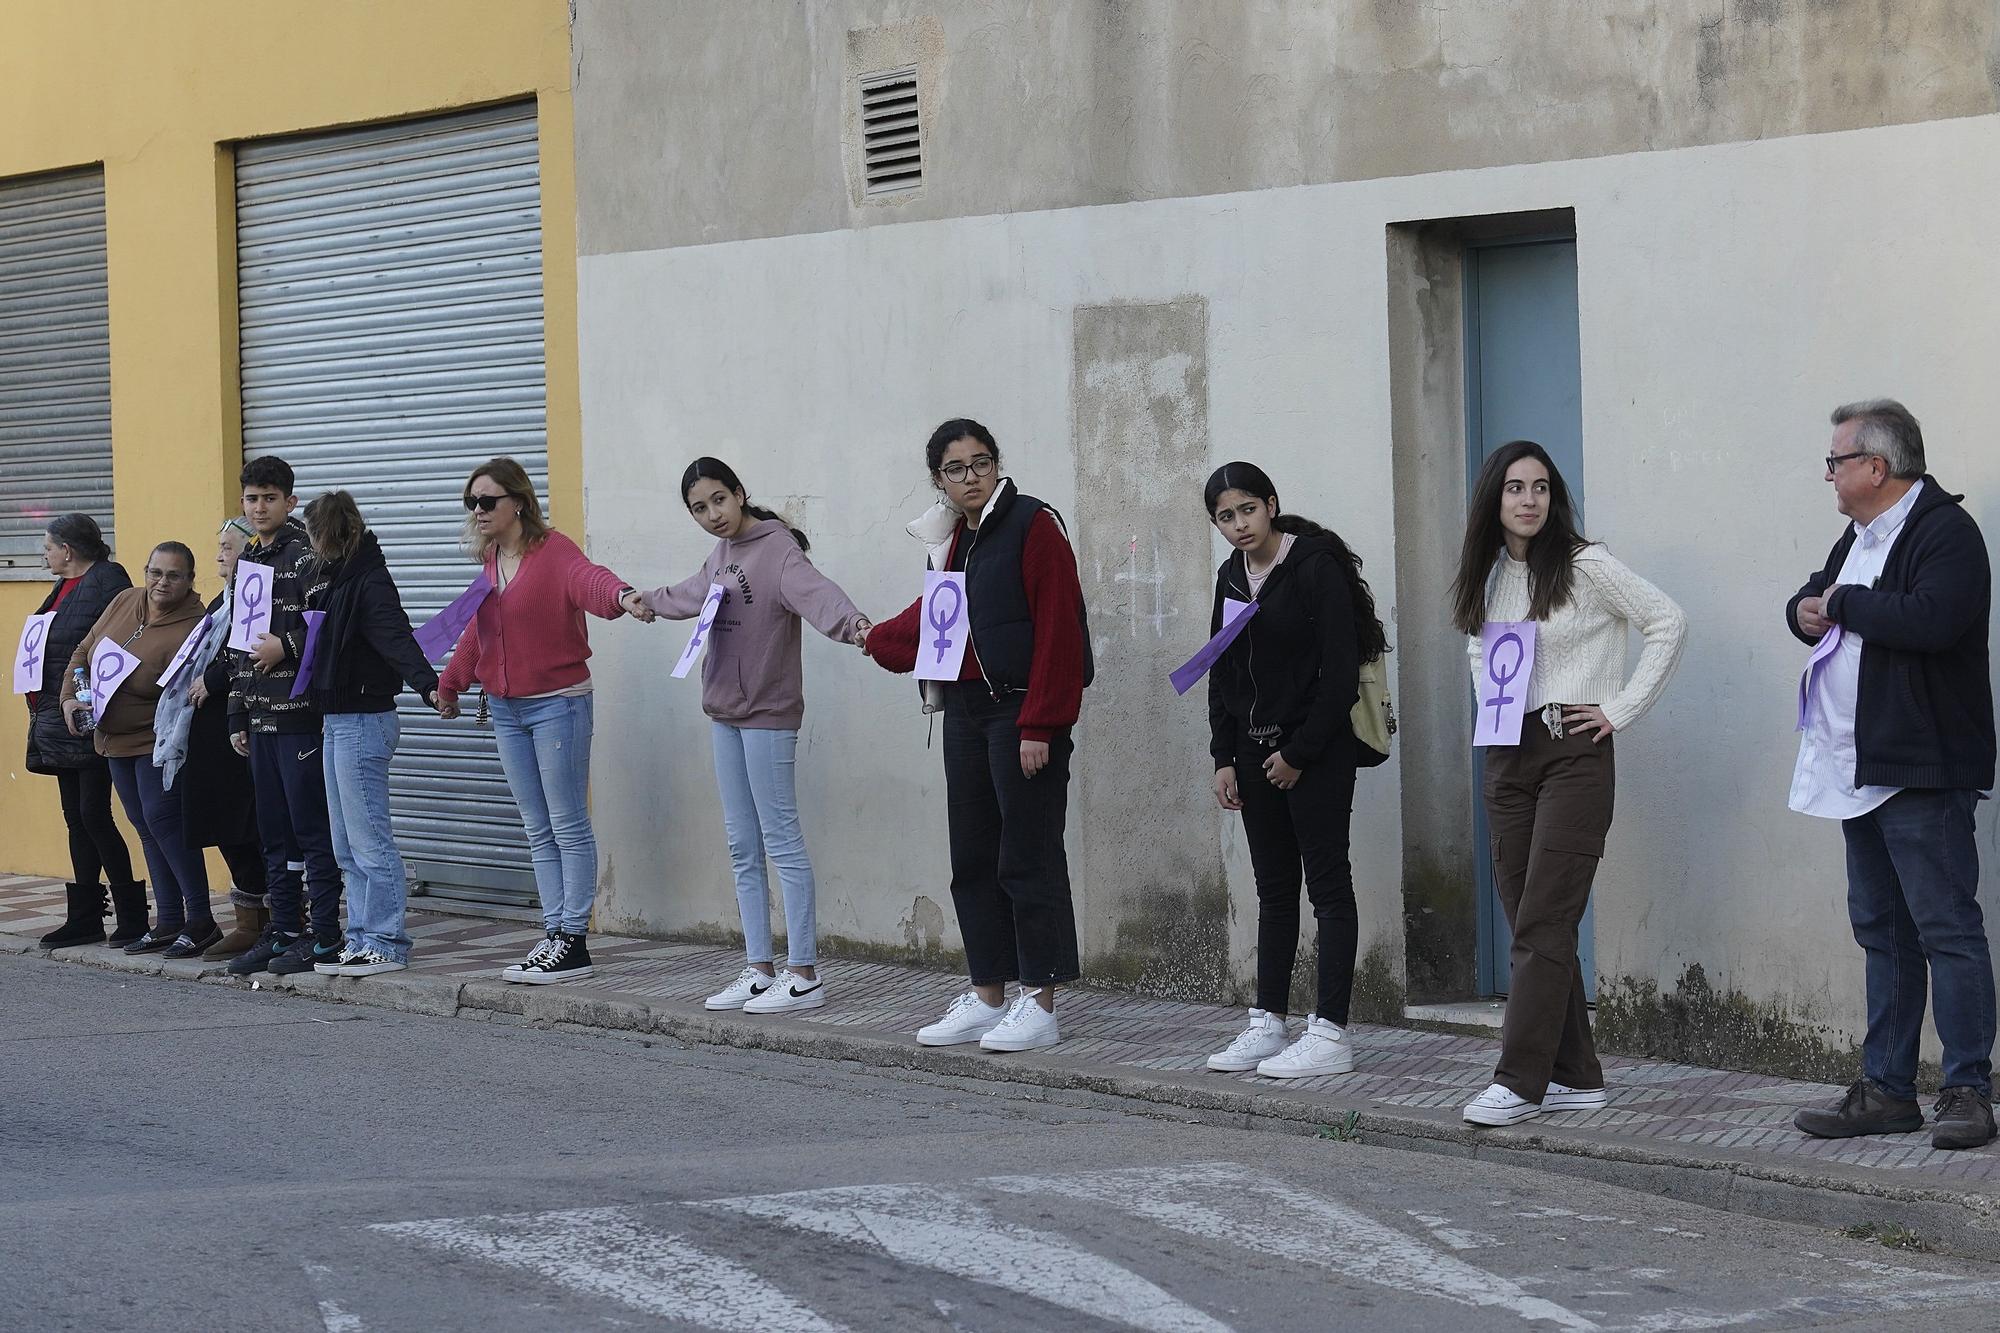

{"left": 1254, "top": 1015, "right": 1355, "bottom": 1078}
{"left": 743, "top": 968, "right": 826, "bottom": 1014}
{"left": 1464, "top": 1082, "right": 1543, "bottom": 1126}
{"left": 1207, "top": 1008, "right": 1291, "bottom": 1072}
{"left": 1542, "top": 1081, "right": 1609, "bottom": 1113}
{"left": 704, "top": 967, "right": 775, "bottom": 1011}
{"left": 980, "top": 990, "right": 1061, "bottom": 1052}
{"left": 916, "top": 991, "right": 1009, "bottom": 1046}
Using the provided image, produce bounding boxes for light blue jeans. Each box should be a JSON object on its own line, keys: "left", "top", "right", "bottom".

{"left": 322, "top": 711, "right": 410, "bottom": 962}
{"left": 490, "top": 693, "right": 598, "bottom": 934}
{"left": 712, "top": 721, "right": 818, "bottom": 967}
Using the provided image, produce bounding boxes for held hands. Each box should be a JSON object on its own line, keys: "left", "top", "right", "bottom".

{"left": 1263, "top": 751, "right": 1302, "bottom": 790}
{"left": 619, "top": 589, "right": 656, "bottom": 623}
{"left": 230, "top": 731, "right": 249, "bottom": 758}
{"left": 852, "top": 617, "right": 873, "bottom": 655}
{"left": 1562, "top": 705, "right": 1615, "bottom": 743}
{"left": 435, "top": 694, "right": 461, "bottom": 721}
{"left": 1020, "top": 739, "right": 1050, "bottom": 779}
{"left": 1213, "top": 765, "right": 1242, "bottom": 811}
{"left": 249, "top": 632, "right": 285, "bottom": 671}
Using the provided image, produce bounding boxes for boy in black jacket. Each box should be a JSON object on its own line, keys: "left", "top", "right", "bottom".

{"left": 226, "top": 456, "right": 345, "bottom": 977}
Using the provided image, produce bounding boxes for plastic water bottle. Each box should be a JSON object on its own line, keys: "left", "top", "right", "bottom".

{"left": 71, "top": 666, "right": 95, "bottom": 733}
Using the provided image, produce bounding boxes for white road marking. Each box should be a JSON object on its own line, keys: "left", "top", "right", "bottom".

{"left": 372, "top": 1206, "right": 845, "bottom": 1332}
{"left": 697, "top": 1182, "right": 1231, "bottom": 1333}
{"left": 988, "top": 1162, "right": 1600, "bottom": 1331}
{"left": 1407, "top": 1210, "right": 1507, "bottom": 1251}
{"left": 1613, "top": 1255, "right": 2000, "bottom": 1332}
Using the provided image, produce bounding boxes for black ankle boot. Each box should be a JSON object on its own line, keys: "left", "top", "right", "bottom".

{"left": 107, "top": 881, "right": 149, "bottom": 947}
{"left": 39, "top": 882, "right": 108, "bottom": 948}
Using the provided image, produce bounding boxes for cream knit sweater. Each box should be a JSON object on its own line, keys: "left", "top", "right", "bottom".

{"left": 1466, "top": 544, "right": 1687, "bottom": 733}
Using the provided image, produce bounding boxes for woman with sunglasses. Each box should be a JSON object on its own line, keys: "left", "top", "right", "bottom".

{"left": 859, "top": 419, "right": 1090, "bottom": 1052}
{"left": 436, "top": 458, "right": 650, "bottom": 984}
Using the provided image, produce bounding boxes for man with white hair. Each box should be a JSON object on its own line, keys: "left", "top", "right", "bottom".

{"left": 1787, "top": 399, "right": 1996, "bottom": 1150}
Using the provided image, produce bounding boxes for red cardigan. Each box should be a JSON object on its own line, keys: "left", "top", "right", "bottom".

{"left": 438, "top": 531, "right": 629, "bottom": 701}
{"left": 868, "top": 510, "right": 1085, "bottom": 742}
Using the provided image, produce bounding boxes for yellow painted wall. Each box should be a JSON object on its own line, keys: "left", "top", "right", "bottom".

{"left": 0, "top": 2, "right": 579, "bottom": 877}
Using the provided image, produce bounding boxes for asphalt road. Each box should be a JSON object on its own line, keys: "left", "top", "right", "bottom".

{"left": 5, "top": 952, "right": 2000, "bottom": 1332}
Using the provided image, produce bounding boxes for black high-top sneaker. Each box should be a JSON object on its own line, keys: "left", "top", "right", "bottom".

{"left": 510, "top": 931, "right": 594, "bottom": 985}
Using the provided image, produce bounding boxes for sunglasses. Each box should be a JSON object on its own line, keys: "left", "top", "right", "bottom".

{"left": 463, "top": 494, "right": 509, "bottom": 513}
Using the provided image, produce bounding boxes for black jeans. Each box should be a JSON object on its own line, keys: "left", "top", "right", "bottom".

{"left": 1234, "top": 726, "right": 1359, "bottom": 1023}
{"left": 941, "top": 683, "right": 1080, "bottom": 988}
{"left": 107, "top": 756, "right": 213, "bottom": 931}
{"left": 250, "top": 731, "right": 342, "bottom": 941}
{"left": 55, "top": 764, "right": 134, "bottom": 888}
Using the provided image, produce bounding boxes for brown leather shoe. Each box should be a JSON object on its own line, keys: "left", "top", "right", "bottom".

{"left": 204, "top": 901, "right": 269, "bottom": 959}
{"left": 1794, "top": 1077, "right": 1924, "bottom": 1138}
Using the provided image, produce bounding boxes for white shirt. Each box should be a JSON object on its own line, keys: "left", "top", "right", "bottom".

{"left": 1788, "top": 480, "right": 1924, "bottom": 820}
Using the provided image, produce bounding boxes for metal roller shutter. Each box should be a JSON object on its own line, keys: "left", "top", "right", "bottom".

{"left": 0, "top": 168, "right": 111, "bottom": 569}
{"left": 237, "top": 102, "right": 546, "bottom": 907}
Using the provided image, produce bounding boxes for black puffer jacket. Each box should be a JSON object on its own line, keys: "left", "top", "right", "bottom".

{"left": 25, "top": 560, "right": 132, "bottom": 773}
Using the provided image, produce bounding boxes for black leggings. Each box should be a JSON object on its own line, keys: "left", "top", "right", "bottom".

{"left": 55, "top": 765, "right": 134, "bottom": 889}
{"left": 1235, "top": 727, "right": 1359, "bottom": 1024}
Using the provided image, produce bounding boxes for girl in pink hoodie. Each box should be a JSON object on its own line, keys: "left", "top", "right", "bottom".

{"left": 642, "top": 458, "right": 871, "bottom": 1015}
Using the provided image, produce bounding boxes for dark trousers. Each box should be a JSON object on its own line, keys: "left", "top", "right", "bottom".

{"left": 1483, "top": 724, "right": 1615, "bottom": 1103}
{"left": 1844, "top": 787, "right": 1996, "bottom": 1098}
{"left": 941, "top": 683, "right": 1080, "bottom": 988}
{"left": 107, "top": 756, "right": 212, "bottom": 932}
{"left": 55, "top": 764, "right": 133, "bottom": 888}
{"left": 219, "top": 840, "right": 268, "bottom": 901}
{"left": 1235, "top": 726, "right": 1359, "bottom": 1024}
{"left": 249, "top": 731, "right": 342, "bottom": 940}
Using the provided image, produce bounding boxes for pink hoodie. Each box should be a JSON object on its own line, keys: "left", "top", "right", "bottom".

{"left": 642, "top": 519, "right": 866, "bottom": 730}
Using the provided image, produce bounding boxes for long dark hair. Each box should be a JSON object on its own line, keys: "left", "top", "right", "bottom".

{"left": 1449, "top": 440, "right": 1588, "bottom": 634}
{"left": 681, "top": 457, "right": 809, "bottom": 553}
{"left": 46, "top": 512, "right": 110, "bottom": 563}
{"left": 304, "top": 490, "right": 367, "bottom": 564}
{"left": 1203, "top": 461, "right": 1389, "bottom": 662}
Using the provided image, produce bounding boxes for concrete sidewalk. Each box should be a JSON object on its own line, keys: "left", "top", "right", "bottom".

{"left": 6, "top": 872, "right": 1998, "bottom": 1258}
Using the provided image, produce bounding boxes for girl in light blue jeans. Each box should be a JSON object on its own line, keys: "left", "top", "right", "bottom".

{"left": 641, "top": 458, "right": 870, "bottom": 1015}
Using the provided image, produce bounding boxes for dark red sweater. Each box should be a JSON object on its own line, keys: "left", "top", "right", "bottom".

{"left": 868, "top": 510, "right": 1085, "bottom": 741}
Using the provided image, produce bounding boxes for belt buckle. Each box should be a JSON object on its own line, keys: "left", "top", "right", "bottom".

{"left": 1542, "top": 703, "right": 1566, "bottom": 740}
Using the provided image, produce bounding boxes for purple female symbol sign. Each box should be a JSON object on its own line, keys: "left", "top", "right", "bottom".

{"left": 672, "top": 583, "right": 726, "bottom": 679}
{"left": 88, "top": 636, "right": 143, "bottom": 712}
{"left": 13, "top": 612, "right": 55, "bottom": 694}
{"left": 916, "top": 572, "right": 969, "bottom": 682}
{"left": 227, "top": 564, "right": 272, "bottom": 651}
{"left": 1473, "top": 620, "right": 1537, "bottom": 747}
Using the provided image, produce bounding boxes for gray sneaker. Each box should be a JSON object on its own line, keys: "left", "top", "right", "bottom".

{"left": 1931, "top": 1087, "right": 1997, "bottom": 1151}
{"left": 1794, "top": 1077, "right": 1923, "bottom": 1139}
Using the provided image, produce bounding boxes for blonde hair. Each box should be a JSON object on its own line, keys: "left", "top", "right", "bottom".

{"left": 462, "top": 457, "right": 550, "bottom": 562}
{"left": 304, "top": 490, "right": 367, "bottom": 563}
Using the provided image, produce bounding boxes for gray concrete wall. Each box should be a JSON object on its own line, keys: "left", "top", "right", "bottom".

{"left": 573, "top": 0, "right": 2000, "bottom": 254}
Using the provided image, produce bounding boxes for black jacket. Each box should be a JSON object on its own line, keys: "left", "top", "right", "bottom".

{"left": 228, "top": 516, "right": 319, "bottom": 734}
{"left": 181, "top": 591, "right": 258, "bottom": 850}
{"left": 24, "top": 559, "right": 131, "bottom": 774}
{"left": 302, "top": 531, "right": 439, "bottom": 714}
{"left": 1207, "top": 534, "right": 1361, "bottom": 772}
{"left": 1786, "top": 475, "right": 1994, "bottom": 791}
{"left": 943, "top": 480, "right": 1095, "bottom": 694}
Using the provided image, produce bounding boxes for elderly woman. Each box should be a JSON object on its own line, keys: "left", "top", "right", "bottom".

{"left": 61, "top": 541, "right": 216, "bottom": 958}
{"left": 26, "top": 514, "right": 140, "bottom": 948}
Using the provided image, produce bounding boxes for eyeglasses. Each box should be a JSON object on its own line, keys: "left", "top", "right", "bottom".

{"left": 1825, "top": 451, "right": 1872, "bottom": 473}
{"left": 939, "top": 455, "right": 997, "bottom": 484}
{"left": 144, "top": 567, "right": 190, "bottom": 584}
{"left": 464, "top": 494, "right": 507, "bottom": 513}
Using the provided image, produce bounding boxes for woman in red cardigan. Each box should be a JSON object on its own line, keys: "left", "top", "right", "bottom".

{"left": 436, "top": 458, "right": 651, "bottom": 983}
{"left": 861, "top": 419, "right": 1090, "bottom": 1052}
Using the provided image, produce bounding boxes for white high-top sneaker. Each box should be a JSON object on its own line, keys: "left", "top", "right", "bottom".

{"left": 916, "top": 990, "right": 1009, "bottom": 1046}
{"left": 1254, "top": 1015, "right": 1355, "bottom": 1078}
{"left": 1463, "top": 1082, "right": 1543, "bottom": 1126}
{"left": 1207, "top": 1008, "right": 1290, "bottom": 1072}
{"left": 979, "top": 989, "right": 1061, "bottom": 1052}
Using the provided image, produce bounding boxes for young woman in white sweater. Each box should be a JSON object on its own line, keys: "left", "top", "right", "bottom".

{"left": 1450, "top": 440, "right": 1686, "bottom": 1127}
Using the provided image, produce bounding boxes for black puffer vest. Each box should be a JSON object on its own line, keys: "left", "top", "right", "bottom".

{"left": 944, "top": 481, "right": 1094, "bottom": 694}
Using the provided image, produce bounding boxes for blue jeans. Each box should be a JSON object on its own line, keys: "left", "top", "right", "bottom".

{"left": 712, "top": 722, "right": 818, "bottom": 968}
{"left": 490, "top": 694, "right": 597, "bottom": 934}
{"left": 1844, "top": 787, "right": 1997, "bottom": 1097}
{"left": 107, "top": 755, "right": 211, "bottom": 932}
{"left": 323, "top": 711, "right": 409, "bottom": 962}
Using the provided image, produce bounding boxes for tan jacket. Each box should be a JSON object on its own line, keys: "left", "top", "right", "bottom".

{"left": 61, "top": 586, "right": 206, "bottom": 758}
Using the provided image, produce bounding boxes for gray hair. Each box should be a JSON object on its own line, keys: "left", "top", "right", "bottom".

{"left": 1831, "top": 398, "right": 1925, "bottom": 480}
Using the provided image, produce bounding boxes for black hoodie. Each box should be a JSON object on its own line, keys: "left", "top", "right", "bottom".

{"left": 301, "top": 531, "right": 439, "bottom": 715}
{"left": 1206, "top": 533, "right": 1362, "bottom": 772}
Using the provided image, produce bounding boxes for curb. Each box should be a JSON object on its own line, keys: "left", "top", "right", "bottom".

{"left": 16, "top": 932, "right": 2000, "bottom": 1260}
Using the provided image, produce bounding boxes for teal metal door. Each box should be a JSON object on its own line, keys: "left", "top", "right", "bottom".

{"left": 1465, "top": 238, "right": 1595, "bottom": 999}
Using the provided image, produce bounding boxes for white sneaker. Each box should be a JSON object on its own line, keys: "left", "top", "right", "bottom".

{"left": 743, "top": 968, "right": 826, "bottom": 1014}
{"left": 979, "top": 990, "right": 1061, "bottom": 1052}
{"left": 1464, "top": 1082, "right": 1543, "bottom": 1126}
{"left": 916, "top": 991, "right": 1009, "bottom": 1046}
{"left": 705, "top": 967, "right": 775, "bottom": 1011}
{"left": 330, "top": 949, "right": 407, "bottom": 978}
{"left": 1543, "top": 1081, "right": 1609, "bottom": 1113}
{"left": 1207, "top": 1008, "right": 1291, "bottom": 1072}
{"left": 1255, "top": 1015, "right": 1355, "bottom": 1078}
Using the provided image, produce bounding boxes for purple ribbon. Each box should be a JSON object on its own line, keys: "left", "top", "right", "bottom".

{"left": 687, "top": 587, "right": 724, "bottom": 655}
{"left": 237, "top": 569, "right": 266, "bottom": 637}
{"left": 1484, "top": 632, "right": 1527, "bottom": 730}
{"left": 927, "top": 580, "right": 963, "bottom": 665}
{"left": 1169, "top": 600, "right": 1259, "bottom": 696}
{"left": 414, "top": 571, "right": 495, "bottom": 661}
{"left": 19, "top": 618, "right": 44, "bottom": 676}
{"left": 289, "top": 610, "right": 327, "bottom": 699}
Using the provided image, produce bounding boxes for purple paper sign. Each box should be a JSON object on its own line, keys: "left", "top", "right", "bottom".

{"left": 1170, "top": 598, "right": 1259, "bottom": 696}
{"left": 1473, "top": 621, "right": 1538, "bottom": 747}
{"left": 157, "top": 613, "right": 216, "bottom": 694}
{"left": 672, "top": 584, "right": 727, "bottom": 680}
{"left": 289, "top": 610, "right": 328, "bottom": 699}
{"left": 13, "top": 612, "right": 55, "bottom": 695}
{"left": 1796, "top": 625, "right": 1845, "bottom": 731}
{"left": 915, "top": 572, "right": 970, "bottom": 682}
{"left": 227, "top": 564, "right": 273, "bottom": 652}
{"left": 413, "top": 571, "right": 495, "bottom": 662}
{"left": 89, "top": 637, "right": 142, "bottom": 712}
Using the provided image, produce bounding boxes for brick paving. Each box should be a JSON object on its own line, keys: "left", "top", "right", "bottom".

{"left": 6, "top": 871, "right": 1996, "bottom": 1187}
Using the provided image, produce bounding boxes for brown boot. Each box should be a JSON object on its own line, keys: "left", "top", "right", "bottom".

{"left": 205, "top": 900, "right": 269, "bottom": 959}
